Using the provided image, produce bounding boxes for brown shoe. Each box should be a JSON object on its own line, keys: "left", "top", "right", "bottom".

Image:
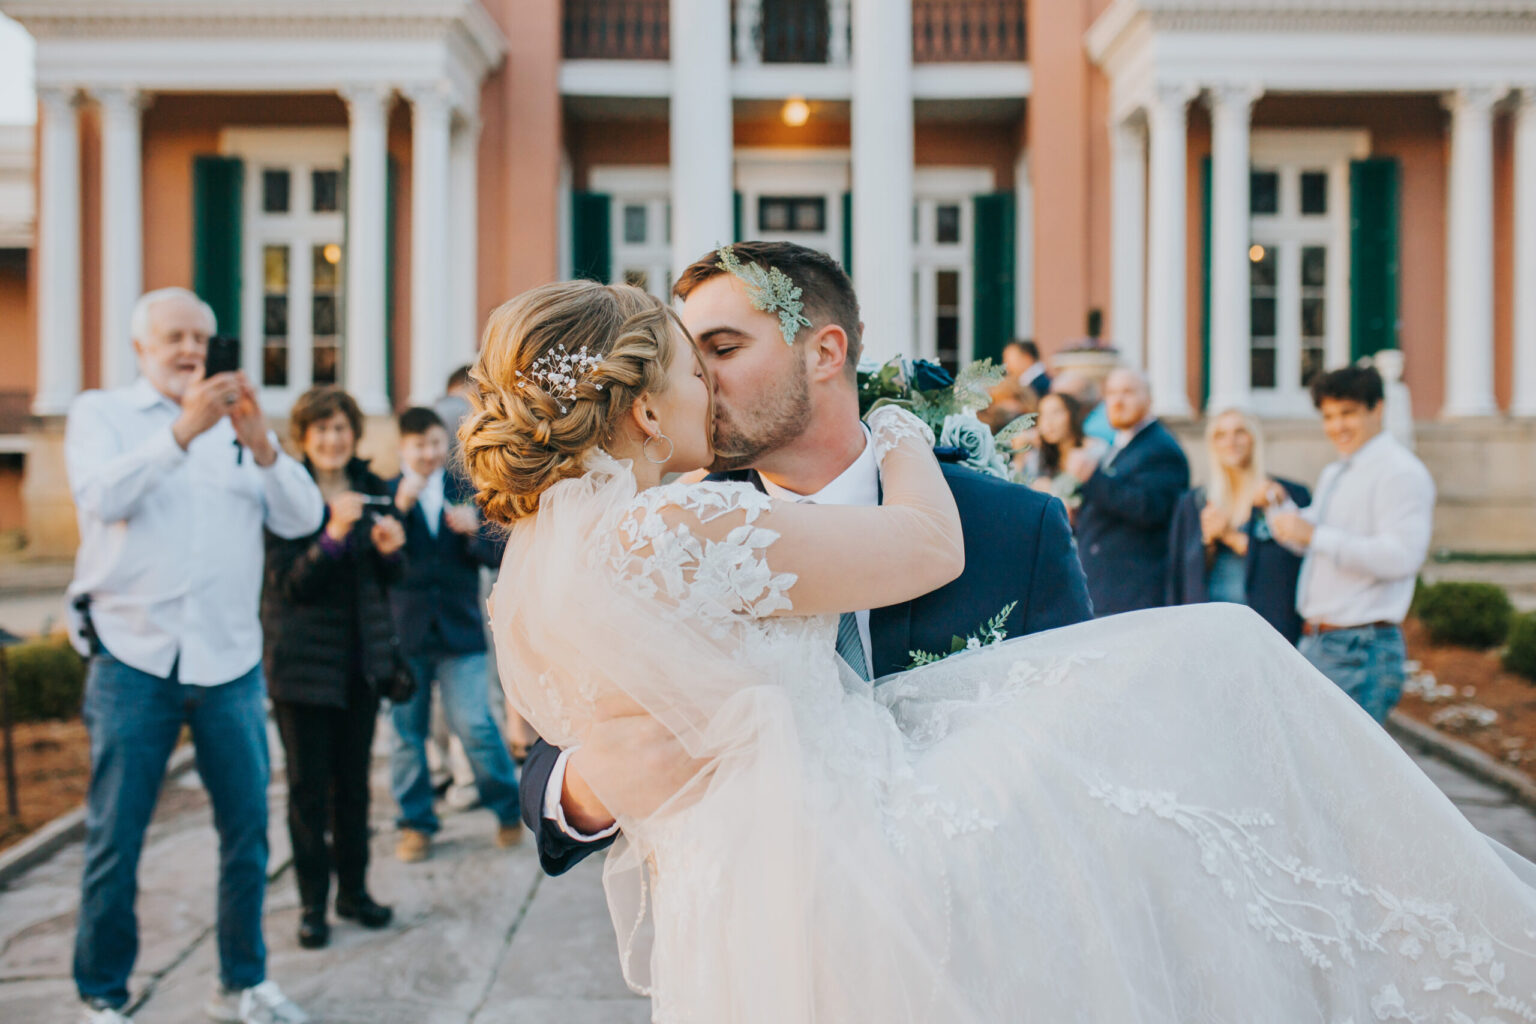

{"left": 495, "top": 822, "right": 524, "bottom": 849}
{"left": 395, "top": 828, "right": 431, "bottom": 863}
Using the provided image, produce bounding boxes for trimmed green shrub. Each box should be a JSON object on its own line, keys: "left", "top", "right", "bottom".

{"left": 1414, "top": 581, "right": 1514, "bottom": 649}
{"left": 3, "top": 634, "right": 87, "bottom": 722}
{"left": 1504, "top": 612, "right": 1536, "bottom": 683}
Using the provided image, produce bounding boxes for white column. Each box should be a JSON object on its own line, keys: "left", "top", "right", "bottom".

{"left": 1513, "top": 88, "right": 1536, "bottom": 416}
{"left": 733, "top": 0, "right": 761, "bottom": 65}
{"left": 852, "top": 0, "right": 915, "bottom": 358}
{"left": 1014, "top": 150, "right": 1034, "bottom": 340}
{"left": 1207, "top": 83, "right": 1261, "bottom": 414}
{"left": 1145, "top": 82, "right": 1196, "bottom": 418}
{"left": 406, "top": 83, "right": 454, "bottom": 405}
{"left": 1109, "top": 115, "right": 1147, "bottom": 368}
{"left": 1442, "top": 85, "right": 1501, "bottom": 418}
{"left": 97, "top": 87, "right": 145, "bottom": 391}
{"left": 671, "top": 0, "right": 734, "bottom": 276}
{"left": 34, "top": 87, "right": 82, "bottom": 416}
{"left": 829, "top": 0, "right": 851, "bottom": 66}
{"left": 341, "top": 84, "right": 392, "bottom": 415}
{"left": 450, "top": 110, "right": 482, "bottom": 373}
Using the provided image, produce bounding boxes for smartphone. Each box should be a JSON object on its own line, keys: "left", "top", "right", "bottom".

{"left": 204, "top": 335, "right": 241, "bottom": 378}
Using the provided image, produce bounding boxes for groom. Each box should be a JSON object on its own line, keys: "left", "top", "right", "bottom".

{"left": 520, "top": 241, "right": 1094, "bottom": 874}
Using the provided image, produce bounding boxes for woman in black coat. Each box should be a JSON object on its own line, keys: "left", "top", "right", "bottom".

{"left": 1167, "top": 408, "right": 1311, "bottom": 644}
{"left": 262, "top": 387, "right": 405, "bottom": 949}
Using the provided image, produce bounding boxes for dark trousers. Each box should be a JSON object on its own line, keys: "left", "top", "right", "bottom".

{"left": 272, "top": 684, "right": 378, "bottom": 911}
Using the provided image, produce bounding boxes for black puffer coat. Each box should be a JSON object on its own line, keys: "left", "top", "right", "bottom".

{"left": 262, "top": 458, "right": 405, "bottom": 708}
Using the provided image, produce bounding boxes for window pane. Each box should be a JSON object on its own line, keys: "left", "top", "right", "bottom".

{"left": 1301, "top": 345, "right": 1326, "bottom": 388}
{"left": 792, "top": 198, "right": 825, "bottom": 232}
{"left": 1300, "top": 171, "right": 1328, "bottom": 216}
{"left": 264, "top": 245, "right": 289, "bottom": 291}
{"left": 623, "top": 205, "right": 647, "bottom": 244}
{"left": 263, "top": 344, "right": 288, "bottom": 388}
{"left": 1251, "top": 297, "right": 1276, "bottom": 338}
{"left": 936, "top": 268, "right": 961, "bottom": 306}
{"left": 265, "top": 295, "right": 288, "bottom": 338}
{"left": 262, "top": 170, "right": 290, "bottom": 214}
{"left": 760, "top": 198, "right": 791, "bottom": 232}
{"left": 312, "top": 342, "right": 339, "bottom": 386}
{"left": 623, "top": 269, "right": 650, "bottom": 290}
{"left": 1301, "top": 246, "right": 1327, "bottom": 288}
{"left": 935, "top": 204, "right": 961, "bottom": 244}
{"left": 313, "top": 243, "right": 341, "bottom": 290}
{"left": 311, "top": 170, "right": 341, "bottom": 213}
{"left": 935, "top": 269, "right": 961, "bottom": 374}
{"left": 312, "top": 295, "right": 337, "bottom": 338}
{"left": 1301, "top": 297, "right": 1326, "bottom": 339}
{"left": 1250, "top": 171, "right": 1279, "bottom": 215}
{"left": 1251, "top": 346, "right": 1277, "bottom": 389}
{"left": 1249, "top": 245, "right": 1276, "bottom": 287}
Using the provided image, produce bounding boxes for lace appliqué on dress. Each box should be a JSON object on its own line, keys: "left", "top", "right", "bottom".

{"left": 1088, "top": 781, "right": 1536, "bottom": 1023}
{"left": 605, "top": 480, "right": 799, "bottom": 632}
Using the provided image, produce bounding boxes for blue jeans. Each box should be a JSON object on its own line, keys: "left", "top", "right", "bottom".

{"left": 75, "top": 652, "right": 270, "bottom": 1008}
{"left": 390, "top": 652, "right": 520, "bottom": 834}
{"left": 1300, "top": 624, "right": 1407, "bottom": 723}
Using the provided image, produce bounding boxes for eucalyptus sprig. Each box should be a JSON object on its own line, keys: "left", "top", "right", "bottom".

{"left": 906, "top": 601, "right": 1019, "bottom": 669}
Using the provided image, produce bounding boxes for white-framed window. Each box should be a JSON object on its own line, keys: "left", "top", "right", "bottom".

{"left": 220, "top": 128, "right": 348, "bottom": 413}
{"left": 735, "top": 148, "right": 850, "bottom": 260}
{"left": 914, "top": 168, "right": 993, "bottom": 372}
{"left": 1246, "top": 130, "right": 1367, "bottom": 417}
{"left": 590, "top": 166, "right": 672, "bottom": 301}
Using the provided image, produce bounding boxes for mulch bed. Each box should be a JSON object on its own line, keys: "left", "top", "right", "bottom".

{"left": 1397, "top": 618, "right": 1536, "bottom": 786}
{"left": 0, "top": 718, "right": 92, "bottom": 852}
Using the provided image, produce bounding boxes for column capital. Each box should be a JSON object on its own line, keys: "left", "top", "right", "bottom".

{"left": 1511, "top": 85, "right": 1536, "bottom": 108}
{"left": 1206, "top": 82, "right": 1264, "bottom": 114}
{"left": 402, "top": 80, "right": 455, "bottom": 116}
{"left": 339, "top": 82, "right": 394, "bottom": 112}
{"left": 1149, "top": 81, "right": 1199, "bottom": 112}
{"left": 36, "top": 85, "right": 81, "bottom": 111}
{"left": 91, "top": 85, "right": 150, "bottom": 113}
{"left": 1443, "top": 85, "right": 1507, "bottom": 115}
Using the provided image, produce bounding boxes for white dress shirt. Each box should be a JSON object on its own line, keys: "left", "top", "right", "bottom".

{"left": 417, "top": 468, "right": 446, "bottom": 537}
{"left": 64, "top": 379, "right": 325, "bottom": 684}
{"left": 546, "top": 428, "right": 881, "bottom": 842}
{"left": 1297, "top": 431, "right": 1436, "bottom": 627}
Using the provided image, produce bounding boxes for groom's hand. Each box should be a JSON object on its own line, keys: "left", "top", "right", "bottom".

{"left": 566, "top": 712, "right": 711, "bottom": 829}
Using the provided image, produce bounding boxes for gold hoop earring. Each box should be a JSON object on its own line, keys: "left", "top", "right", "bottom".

{"left": 643, "top": 433, "right": 674, "bottom": 464}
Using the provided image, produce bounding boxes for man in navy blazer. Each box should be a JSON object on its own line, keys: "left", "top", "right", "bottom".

{"left": 387, "top": 407, "right": 523, "bottom": 864}
{"left": 519, "top": 242, "right": 1093, "bottom": 876}
{"left": 1069, "top": 368, "right": 1191, "bottom": 617}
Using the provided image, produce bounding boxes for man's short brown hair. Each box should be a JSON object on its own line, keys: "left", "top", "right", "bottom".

{"left": 673, "top": 242, "right": 862, "bottom": 377}
{"left": 289, "top": 385, "right": 364, "bottom": 448}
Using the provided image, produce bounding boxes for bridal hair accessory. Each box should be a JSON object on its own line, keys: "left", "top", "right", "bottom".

{"left": 715, "top": 244, "right": 813, "bottom": 345}
{"left": 642, "top": 432, "right": 675, "bottom": 464}
{"left": 515, "top": 343, "right": 604, "bottom": 414}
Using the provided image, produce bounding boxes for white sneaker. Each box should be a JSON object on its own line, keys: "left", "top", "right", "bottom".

{"left": 80, "top": 1002, "right": 132, "bottom": 1024}
{"left": 206, "top": 981, "right": 309, "bottom": 1024}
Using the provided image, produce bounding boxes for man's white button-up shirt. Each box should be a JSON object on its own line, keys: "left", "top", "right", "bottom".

{"left": 64, "top": 379, "right": 326, "bottom": 685}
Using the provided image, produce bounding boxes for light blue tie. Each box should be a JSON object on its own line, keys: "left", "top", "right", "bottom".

{"left": 837, "top": 612, "right": 871, "bottom": 681}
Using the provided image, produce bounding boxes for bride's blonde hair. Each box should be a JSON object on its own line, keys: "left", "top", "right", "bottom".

{"left": 459, "top": 280, "right": 686, "bottom": 524}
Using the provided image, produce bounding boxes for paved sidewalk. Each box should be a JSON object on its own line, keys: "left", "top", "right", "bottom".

{"left": 0, "top": 726, "right": 1532, "bottom": 1023}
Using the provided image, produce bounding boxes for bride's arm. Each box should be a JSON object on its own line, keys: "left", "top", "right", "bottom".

{"left": 639, "top": 407, "right": 964, "bottom": 617}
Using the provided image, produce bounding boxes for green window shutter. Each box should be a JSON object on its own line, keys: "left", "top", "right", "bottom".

{"left": 841, "top": 192, "right": 853, "bottom": 274}
{"left": 734, "top": 191, "right": 743, "bottom": 242}
{"left": 571, "top": 192, "right": 612, "bottom": 283}
{"left": 1350, "top": 158, "right": 1401, "bottom": 360}
{"left": 1199, "top": 156, "right": 1213, "bottom": 409}
{"left": 971, "top": 192, "right": 1015, "bottom": 366}
{"left": 385, "top": 156, "right": 399, "bottom": 405}
{"left": 192, "top": 156, "right": 243, "bottom": 336}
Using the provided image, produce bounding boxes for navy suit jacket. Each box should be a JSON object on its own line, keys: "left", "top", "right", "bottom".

{"left": 1074, "top": 419, "right": 1191, "bottom": 617}
{"left": 521, "top": 460, "right": 1095, "bottom": 875}
{"left": 387, "top": 472, "right": 505, "bottom": 657}
{"left": 1166, "top": 478, "right": 1311, "bottom": 644}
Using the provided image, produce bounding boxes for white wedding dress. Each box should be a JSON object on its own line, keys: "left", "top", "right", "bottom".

{"left": 489, "top": 413, "right": 1536, "bottom": 1023}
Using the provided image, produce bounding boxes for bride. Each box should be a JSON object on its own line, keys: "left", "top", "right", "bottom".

{"left": 466, "top": 278, "right": 1536, "bottom": 1022}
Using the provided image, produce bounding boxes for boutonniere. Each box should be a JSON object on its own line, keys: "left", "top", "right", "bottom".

{"left": 857, "top": 357, "right": 1033, "bottom": 483}
{"left": 906, "top": 601, "right": 1018, "bottom": 669}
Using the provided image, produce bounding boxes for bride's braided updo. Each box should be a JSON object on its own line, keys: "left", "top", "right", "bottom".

{"left": 459, "top": 281, "right": 684, "bottom": 524}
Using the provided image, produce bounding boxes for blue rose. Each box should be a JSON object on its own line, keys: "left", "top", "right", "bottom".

{"left": 939, "top": 413, "right": 1010, "bottom": 480}
{"left": 909, "top": 360, "right": 955, "bottom": 393}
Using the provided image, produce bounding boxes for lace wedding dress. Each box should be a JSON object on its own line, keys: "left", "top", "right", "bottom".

{"left": 489, "top": 412, "right": 1536, "bottom": 1023}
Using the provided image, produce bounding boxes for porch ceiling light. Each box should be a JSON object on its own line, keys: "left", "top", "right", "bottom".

{"left": 782, "top": 96, "right": 811, "bottom": 128}
{"left": 322, "top": 243, "right": 342, "bottom": 265}
{"left": 1248, "top": 244, "right": 1265, "bottom": 263}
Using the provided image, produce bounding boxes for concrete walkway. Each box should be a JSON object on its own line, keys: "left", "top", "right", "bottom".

{"left": 0, "top": 727, "right": 1532, "bottom": 1023}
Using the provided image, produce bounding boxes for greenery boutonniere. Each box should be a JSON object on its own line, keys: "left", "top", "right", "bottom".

{"left": 906, "top": 601, "right": 1018, "bottom": 669}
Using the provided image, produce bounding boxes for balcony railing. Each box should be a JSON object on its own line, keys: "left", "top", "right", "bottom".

{"left": 913, "top": 0, "right": 1026, "bottom": 63}
{"left": 563, "top": 0, "right": 669, "bottom": 60}
{"left": 562, "top": 0, "right": 1025, "bottom": 65}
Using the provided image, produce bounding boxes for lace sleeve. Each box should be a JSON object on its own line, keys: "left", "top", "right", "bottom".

{"left": 608, "top": 414, "right": 964, "bottom": 623}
